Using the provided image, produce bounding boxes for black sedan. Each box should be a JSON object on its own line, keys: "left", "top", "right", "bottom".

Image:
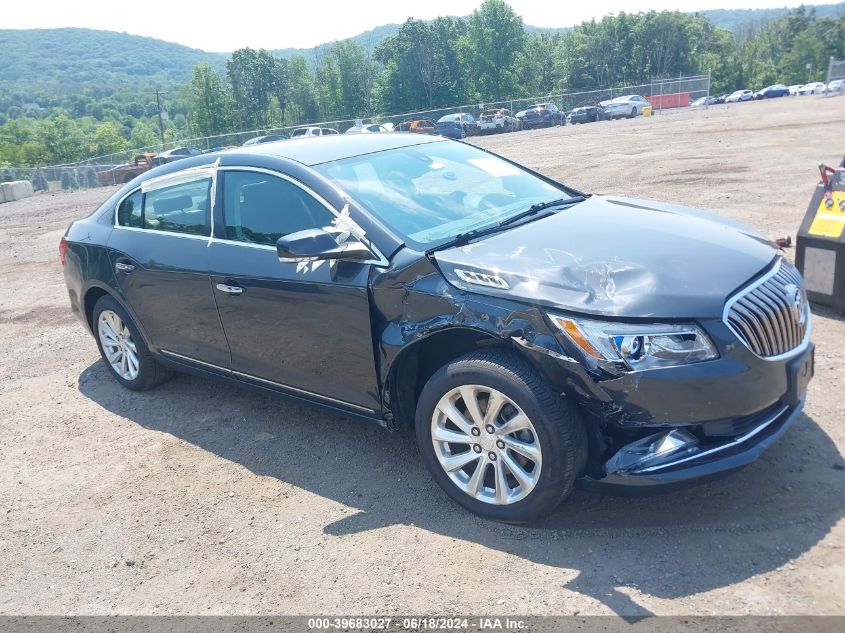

{"left": 151, "top": 147, "right": 203, "bottom": 166}
{"left": 435, "top": 113, "right": 479, "bottom": 139}
{"left": 568, "top": 105, "right": 608, "bottom": 124}
{"left": 516, "top": 103, "right": 565, "bottom": 129}
{"left": 758, "top": 84, "right": 791, "bottom": 98}
{"left": 61, "top": 134, "right": 814, "bottom": 522}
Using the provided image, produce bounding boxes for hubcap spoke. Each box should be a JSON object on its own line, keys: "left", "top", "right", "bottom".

{"left": 493, "top": 458, "right": 509, "bottom": 504}
{"left": 501, "top": 436, "right": 541, "bottom": 464}
{"left": 437, "top": 400, "right": 475, "bottom": 436}
{"left": 441, "top": 450, "right": 481, "bottom": 473}
{"left": 501, "top": 451, "right": 534, "bottom": 490}
{"left": 432, "top": 426, "right": 471, "bottom": 445}
{"left": 459, "top": 386, "right": 485, "bottom": 426}
{"left": 483, "top": 392, "right": 506, "bottom": 426}
{"left": 497, "top": 413, "right": 531, "bottom": 436}
{"left": 465, "top": 457, "right": 488, "bottom": 497}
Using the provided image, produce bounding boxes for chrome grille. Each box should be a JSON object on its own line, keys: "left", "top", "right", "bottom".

{"left": 725, "top": 259, "right": 810, "bottom": 359}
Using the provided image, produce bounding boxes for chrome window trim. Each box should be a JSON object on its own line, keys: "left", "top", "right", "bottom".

{"left": 160, "top": 349, "right": 376, "bottom": 414}
{"left": 217, "top": 166, "right": 388, "bottom": 266}
{"left": 111, "top": 165, "right": 389, "bottom": 267}
{"left": 722, "top": 258, "right": 812, "bottom": 362}
{"left": 113, "top": 179, "right": 213, "bottom": 238}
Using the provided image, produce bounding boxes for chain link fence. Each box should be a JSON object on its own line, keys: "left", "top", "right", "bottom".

{"left": 826, "top": 57, "right": 845, "bottom": 95}
{"left": 2, "top": 74, "right": 710, "bottom": 192}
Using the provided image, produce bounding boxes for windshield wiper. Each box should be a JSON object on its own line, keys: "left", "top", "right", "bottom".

{"left": 428, "top": 195, "right": 585, "bottom": 252}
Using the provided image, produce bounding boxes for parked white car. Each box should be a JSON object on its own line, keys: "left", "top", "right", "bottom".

{"left": 291, "top": 127, "right": 339, "bottom": 138}
{"left": 725, "top": 90, "right": 754, "bottom": 103}
{"left": 798, "top": 82, "right": 827, "bottom": 95}
{"left": 477, "top": 108, "right": 520, "bottom": 134}
{"left": 826, "top": 79, "right": 844, "bottom": 93}
{"left": 788, "top": 84, "right": 803, "bottom": 95}
{"left": 345, "top": 120, "right": 390, "bottom": 134}
{"left": 600, "top": 94, "right": 650, "bottom": 119}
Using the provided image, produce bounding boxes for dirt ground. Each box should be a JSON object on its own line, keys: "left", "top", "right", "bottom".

{"left": 1, "top": 95, "right": 844, "bottom": 617}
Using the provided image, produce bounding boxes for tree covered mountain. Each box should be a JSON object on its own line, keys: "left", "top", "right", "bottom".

{"left": 0, "top": 2, "right": 843, "bottom": 168}
{"left": 2, "top": 3, "right": 842, "bottom": 94}
{"left": 0, "top": 28, "right": 226, "bottom": 93}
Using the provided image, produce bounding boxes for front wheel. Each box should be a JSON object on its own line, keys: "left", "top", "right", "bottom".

{"left": 415, "top": 349, "right": 586, "bottom": 523}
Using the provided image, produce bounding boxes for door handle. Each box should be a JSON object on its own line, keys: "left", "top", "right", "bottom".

{"left": 215, "top": 283, "right": 244, "bottom": 296}
{"left": 115, "top": 262, "right": 135, "bottom": 273}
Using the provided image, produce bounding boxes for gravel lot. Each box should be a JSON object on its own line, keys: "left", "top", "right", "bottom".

{"left": 1, "top": 96, "right": 843, "bottom": 616}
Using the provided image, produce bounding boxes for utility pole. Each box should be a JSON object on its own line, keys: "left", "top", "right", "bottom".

{"left": 149, "top": 90, "right": 168, "bottom": 146}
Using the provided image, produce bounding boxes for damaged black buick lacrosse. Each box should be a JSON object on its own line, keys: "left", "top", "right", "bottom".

{"left": 62, "top": 134, "right": 814, "bottom": 522}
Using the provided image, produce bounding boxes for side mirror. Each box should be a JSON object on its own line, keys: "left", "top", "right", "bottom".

{"left": 276, "top": 228, "right": 373, "bottom": 263}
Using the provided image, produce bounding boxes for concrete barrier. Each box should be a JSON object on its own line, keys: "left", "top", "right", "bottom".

{"left": 0, "top": 180, "right": 35, "bottom": 204}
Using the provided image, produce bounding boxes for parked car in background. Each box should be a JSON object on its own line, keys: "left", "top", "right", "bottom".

{"left": 788, "top": 84, "right": 803, "bottom": 96}
{"left": 202, "top": 146, "right": 236, "bottom": 154}
{"left": 568, "top": 105, "right": 609, "bottom": 124}
{"left": 242, "top": 134, "right": 287, "bottom": 145}
{"left": 601, "top": 94, "right": 650, "bottom": 119}
{"left": 798, "top": 82, "right": 826, "bottom": 95}
{"left": 691, "top": 96, "right": 719, "bottom": 107}
{"left": 396, "top": 118, "right": 437, "bottom": 134}
{"left": 435, "top": 113, "right": 479, "bottom": 139}
{"left": 478, "top": 109, "right": 520, "bottom": 134}
{"left": 516, "top": 103, "right": 565, "bottom": 128}
{"left": 345, "top": 121, "right": 390, "bottom": 134}
{"left": 61, "top": 133, "right": 814, "bottom": 522}
{"left": 713, "top": 94, "right": 729, "bottom": 104}
{"left": 828, "top": 79, "right": 845, "bottom": 93}
{"left": 97, "top": 153, "right": 156, "bottom": 186}
{"left": 152, "top": 147, "right": 203, "bottom": 167}
{"left": 725, "top": 90, "right": 754, "bottom": 103}
{"left": 291, "top": 127, "right": 339, "bottom": 138}
{"left": 758, "top": 84, "right": 790, "bottom": 98}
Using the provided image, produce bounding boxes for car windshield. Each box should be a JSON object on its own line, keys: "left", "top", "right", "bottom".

{"left": 314, "top": 141, "right": 567, "bottom": 250}
{"left": 437, "top": 115, "right": 460, "bottom": 123}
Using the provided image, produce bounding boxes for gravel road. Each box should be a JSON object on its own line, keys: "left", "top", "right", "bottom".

{"left": 1, "top": 95, "right": 843, "bottom": 616}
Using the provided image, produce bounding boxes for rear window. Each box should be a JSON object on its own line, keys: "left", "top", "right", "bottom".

{"left": 143, "top": 179, "right": 210, "bottom": 236}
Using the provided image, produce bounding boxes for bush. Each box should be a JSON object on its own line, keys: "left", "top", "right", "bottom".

{"left": 32, "top": 169, "right": 48, "bottom": 192}
{"left": 60, "top": 170, "right": 79, "bottom": 190}
{"left": 0, "top": 166, "right": 16, "bottom": 183}
{"left": 81, "top": 166, "right": 99, "bottom": 188}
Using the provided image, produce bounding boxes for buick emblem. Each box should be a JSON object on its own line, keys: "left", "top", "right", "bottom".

{"left": 785, "top": 284, "right": 807, "bottom": 326}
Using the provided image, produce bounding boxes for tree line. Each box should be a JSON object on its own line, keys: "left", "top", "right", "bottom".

{"left": 1, "top": 1, "right": 842, "bottom": 167}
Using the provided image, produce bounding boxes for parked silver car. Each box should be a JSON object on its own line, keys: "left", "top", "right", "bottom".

{"left": 600, "top": 95, "right": 650, "bottom": 119}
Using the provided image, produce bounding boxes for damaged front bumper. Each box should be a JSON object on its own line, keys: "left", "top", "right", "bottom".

{"left": 579, "top": 399, "right": 805, "bottom": 494}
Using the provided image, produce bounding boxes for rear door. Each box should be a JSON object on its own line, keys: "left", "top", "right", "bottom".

{"left": 208, "top": 168, "right": 381, "bottom": 413}
{"left": 108, "top": 169, "right": 230, "bottom": 367}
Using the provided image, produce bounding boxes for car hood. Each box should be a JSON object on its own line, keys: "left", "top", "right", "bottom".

{"left": 433, "top": 195, "right": 777, "bottom": 319}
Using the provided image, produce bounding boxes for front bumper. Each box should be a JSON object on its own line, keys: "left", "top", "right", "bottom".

{"left": 579, "top": 398, "right": 805, "bottom": 494}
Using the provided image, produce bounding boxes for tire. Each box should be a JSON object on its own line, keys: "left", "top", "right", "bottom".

{"left": 92, "top": 294, "right": 172, "bottom": 391}
{"left": 415, "top": 348, "right": 586, "bottom": 523}
{"left": 628, "top": 107, "right": 636, "bottom": 119}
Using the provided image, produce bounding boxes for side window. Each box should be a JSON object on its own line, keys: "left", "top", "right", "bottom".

{"left": 222, "top": 171, "right": 336, "bottom": 246}
{"left": 117, "top": 190, "right": 143, "bottom": 228}
{"left": 143, "top": 179, "right": 210, "bottom": 236}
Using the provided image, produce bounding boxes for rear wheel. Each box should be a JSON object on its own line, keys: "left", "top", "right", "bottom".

{"left": 415, "top": 349, "right": 586, "bottom": 523}
{"left": 92, "top": 295, "right": 171, "bottom": 391}
{"left": 628, "top": 107, "right": 637, "bottom": 119}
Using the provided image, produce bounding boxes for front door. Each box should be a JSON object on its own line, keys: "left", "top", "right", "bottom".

{"left": 209, "top": 169, "right": 380, "bottom": 412}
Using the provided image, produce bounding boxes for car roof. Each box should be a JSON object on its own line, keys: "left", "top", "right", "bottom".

{"left": 224, "top": 132, "right": 443, "bottom": 166}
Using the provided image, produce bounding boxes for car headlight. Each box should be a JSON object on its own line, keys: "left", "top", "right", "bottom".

{"left": 548, "top": 314, "right": 718, "bottom": 370}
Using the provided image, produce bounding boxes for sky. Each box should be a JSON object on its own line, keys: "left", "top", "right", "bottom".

{"left": 3, "top": 0, "right": 842, "bottom": 52}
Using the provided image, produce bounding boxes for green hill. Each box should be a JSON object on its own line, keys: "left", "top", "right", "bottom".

{"left": 0, "top": 27, "right": 226, "bottom": 93}
{"left": 1, "top": 3, "right": 843, "bottom": 96}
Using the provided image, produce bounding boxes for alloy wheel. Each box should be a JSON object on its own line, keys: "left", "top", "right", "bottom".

{"left": 431, "top": 385, "right": 542, "bottom": 505}
{"left": 98, "top": 309, "right": 140, "bottom": 381}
